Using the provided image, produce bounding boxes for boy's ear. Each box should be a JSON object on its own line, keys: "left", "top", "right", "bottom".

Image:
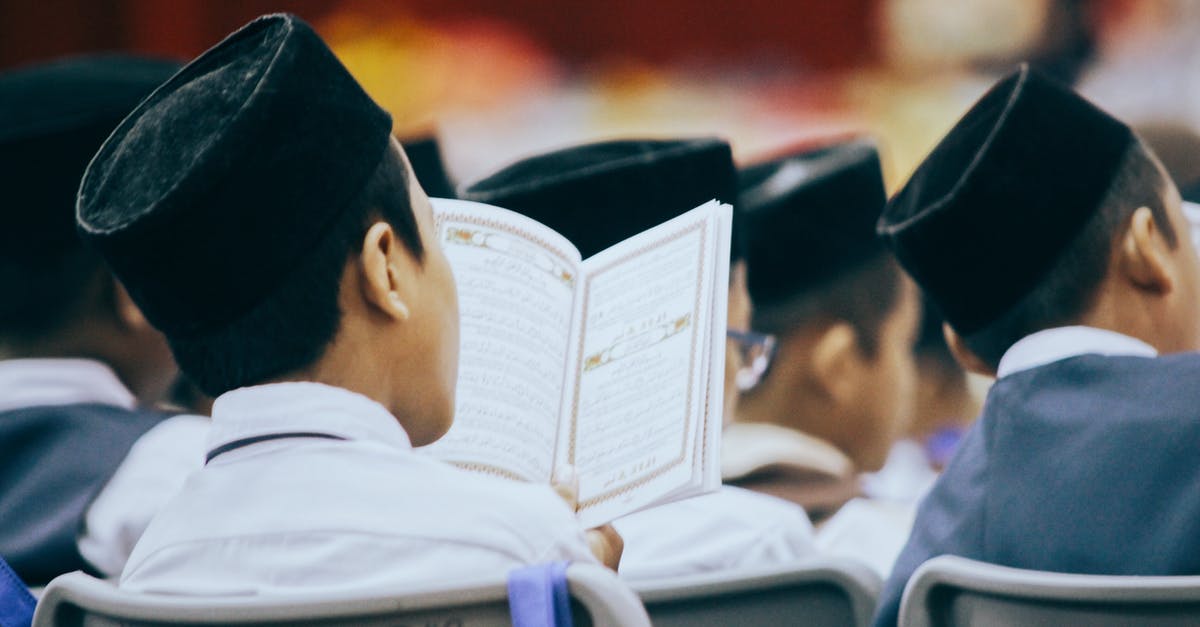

{"left": 810, "top": 321, "right": 865, "bottom": 403}
{"left": 359, "top": 221, "right": 412, "bottom": 322}
{"left": 944, "top": 323, "right": 997, "bottom": 378}
{"left": 1119, "top": 206, "right": 1174, "bottom": 294}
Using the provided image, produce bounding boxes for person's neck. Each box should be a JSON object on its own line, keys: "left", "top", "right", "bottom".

{"left": 735, "top": 373, "right": 790, "bottom": 428}
{"left": 1063, "top": 317, "right": 1167, "bottom": 355}
{"left": 737, "top": 375, "right": 839, "bottom": 445}
{"left": 1071, "top": 278, "right": 1194, "bottom": 354}
{"left": 910, "top": 364, "right": 978, "bottom": 439}
{"left": 275, "top": 343, "right": 395, "bottom": 418}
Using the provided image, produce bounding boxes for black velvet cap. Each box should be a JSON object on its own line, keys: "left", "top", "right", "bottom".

{"left": 0, "top": 55, "right": 180, "bottom": 262}
{"left": 77, "top": 14, "right": 393, "bottom": 338}
{"left": 461, "top": 138, "right": 738, "bottom": 259}
{"left": 878, "top": 65, "right": 1134, "bottom": 335}
{"left": 401, "top": 135, "right": 456, "bottom": 199}
{"left": 739, "top": 138, "right": 887, "bottom": 308}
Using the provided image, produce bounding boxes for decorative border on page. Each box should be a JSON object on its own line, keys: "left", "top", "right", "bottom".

{"left": 568, "top": 219, "right": 708, "bottom": 511}
{"left": 437, "top": 213, "right": 577, "bottom": 287}
{"left": 582, "top": 313, "right": 692, "bottom": 372}
{"left": 448, "top": 460, "right": 529, "bottom": 483}
{"left": 436, "top": 209, "right": 577, "bottom": 487}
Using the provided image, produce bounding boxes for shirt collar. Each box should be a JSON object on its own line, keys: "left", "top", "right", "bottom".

{"left": 996, "top": 326, "right": 1158, "bottom": 379}
{"left": 208, "top": 382, "right": 412, "bottom": 454}
{"left": 722, "top": 421, "right": 855, "bottom": 480}
{"left": 0, "top": 358, "right": 136, "bottom": 413}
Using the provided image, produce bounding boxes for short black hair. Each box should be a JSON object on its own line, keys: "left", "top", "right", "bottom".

{"left": 168, "top": 143, "right": 425, "bottom": 396}
{"left": 0, "top": 240, "right": 101, "bottom": 344}
{"left": 963, "top": 139, "right": 1176, "bottom": 367}
{"left": 752, "top": 253, "right": 903, "bottom": 355}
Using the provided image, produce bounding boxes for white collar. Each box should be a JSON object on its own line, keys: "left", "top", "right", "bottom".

{"left": 208, "top": 382, "right": 412, "bottom": 454}
{"left": 996, "top": 326, "right": 1157, "bottom": 379}
{"left": 722, "top": 421, "right": 854, "bottom": 480}
{"left": 0, "top": 358, "right": 136, "bottom": 413}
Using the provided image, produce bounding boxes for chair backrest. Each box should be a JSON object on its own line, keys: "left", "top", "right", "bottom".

{"left": 32, "top": 563, "right": 650, "bottom": 627}
{"left": 901, "top": 555, "right": 1200, "bottom": 627}
{"left": 634, "top": 556, "right": 882, "bottom": 627}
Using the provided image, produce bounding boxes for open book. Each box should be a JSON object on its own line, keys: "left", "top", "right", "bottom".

{"left": 423, "top": 198, "right": 731, "bottom": 526}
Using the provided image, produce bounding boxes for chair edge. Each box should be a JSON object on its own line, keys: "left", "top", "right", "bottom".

{"left": 899, "top": 555, "right": 1200, "bottom": 627}
{"left": 634, "top": 557, "right": 882, "bottom": 626}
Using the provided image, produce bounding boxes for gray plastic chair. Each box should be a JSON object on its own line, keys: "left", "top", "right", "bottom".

{"left": 32, "top": 563, "right": 650, "bottom": 627}
{"left": 634, "top": 556, "right": 882, "bottom": 626}
{"left": 901, "top": 555, "right": 1200, "bottom": 627}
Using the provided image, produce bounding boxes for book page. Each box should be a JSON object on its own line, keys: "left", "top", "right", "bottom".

{"left": 562, "top": 201, "right": 730, "bottom": 526}
{"left": 699, "top": 207, "right": 732, "bottom": 490}
{"left": 422, "top": 198, "right": 582, "bottom": 483}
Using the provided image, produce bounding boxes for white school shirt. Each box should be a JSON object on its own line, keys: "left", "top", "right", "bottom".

{"left": 0, "top": 358, "right": 208, "bottom": 576}
{"left": 813, "top": 497, "right": 917, "bottom": 577}
{"left": 120, "top": 382, "right": 597, "bottom": 595}
{"left": 861, "top": 439, "right": 939, "bottom": 504}
{"left": 612, "top": 486, "right": 816, "bottom": 582}
{"left": 721, "top": 421, "right": 917, "bottom": 577}
{"left": 721, "top": 422, "right": 854, "bottom": 483}
{"left": 996, "top": 325, "right": 1157, "bottom": 378}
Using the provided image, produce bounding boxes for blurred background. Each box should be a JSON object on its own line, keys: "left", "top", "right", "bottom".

{"left": 3, "top": 0, "right": 1198, "bottom": 192}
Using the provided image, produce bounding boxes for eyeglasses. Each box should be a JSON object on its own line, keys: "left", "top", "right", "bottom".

{"left": 726, "top": 328, "right": 777, "bottom": 391}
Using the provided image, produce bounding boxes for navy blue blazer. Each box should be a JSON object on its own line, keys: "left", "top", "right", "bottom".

{"left": 0, "top": 403, "right": 166, "bottom": 585}
{"left": 873, "top": 353, "right": 1200, "bottom": 626}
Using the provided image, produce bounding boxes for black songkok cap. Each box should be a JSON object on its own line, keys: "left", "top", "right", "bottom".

{"left": 0, "top": 55, "right": 180, "bottom": 261}
{"left": 740, "top": 138, "right": 887, "bottom": 308}
{"left": 461, "top": 138, "right": 738, "bottom": 259}
{"left": 878, "top": 65, "right": 1134, "bottom": 335}
{"left": 77, "top": 14, "right": 393, "bottom": 338}
{"left": 401, "top": 135, "right": 456, "bottom": 199}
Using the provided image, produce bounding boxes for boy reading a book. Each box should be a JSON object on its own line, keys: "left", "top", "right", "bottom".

{"left": 461, "top": 138, "right": 815, "bottom": 580}
{"left": 76, "top": 13, "right": 618, "bottom": 594}
{"left": 872, "top": 66, "right": 1200, "bottom": 626}
{"left": 0, "top": 55, "right": 209, "bottom": 586}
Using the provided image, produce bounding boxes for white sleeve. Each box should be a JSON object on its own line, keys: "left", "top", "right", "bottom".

{"left": 77, "top": 415, "right": 209, "bottom": 576}
{"left": 530, "top": 490, "right": 602, "bottom": 566}
{"left": 814, "top": 497, "right": 917, "bottom": 577}
{"left": 613, "top": 486, "right": 816, "bottom": 581}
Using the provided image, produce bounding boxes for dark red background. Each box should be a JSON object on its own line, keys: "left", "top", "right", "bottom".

{"left": 0, "top": 0, "right": 881, "bottom": 71}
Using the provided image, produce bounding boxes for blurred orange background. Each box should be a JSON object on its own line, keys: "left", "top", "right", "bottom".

{"left": 1, "top": 0, "right": 1191, "bottom": 190}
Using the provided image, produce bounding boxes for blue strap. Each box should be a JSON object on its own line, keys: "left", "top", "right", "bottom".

{"left": 507, "top": 561, "right": 573, "bottom": 627}
{"left": 0, "top": 556, "right": 35, "bottom": 627}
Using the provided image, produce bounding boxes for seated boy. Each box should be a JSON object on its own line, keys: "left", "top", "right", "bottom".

{"left": 729, "top": 139, "right": 919, "bottom": 513}
{"left": 727, "top": 139, "right": 921, "bottom": 575}
{"left": 461, "top": 138, "right": 815, "bottom": 580}
{"left": 872, "top": 66, "right": 1200, "bottom": 626}
{"left": 0, "top": 55, "right": 208, "bottom": 585}
{"left": 75, "top": 14, "right": 616, "bottom": 594}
